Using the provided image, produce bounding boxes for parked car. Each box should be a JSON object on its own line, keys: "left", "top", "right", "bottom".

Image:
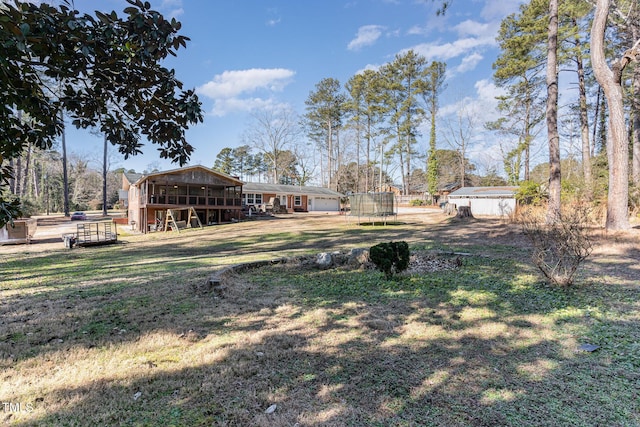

{"left": 70, "top": 212, "right": 87, "bottom": 221}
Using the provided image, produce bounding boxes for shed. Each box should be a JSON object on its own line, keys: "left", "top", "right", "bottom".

{"left": 447, "top": 186, "right": 518, "bottom": 217}
{"left": 0, "top": 218, "right": 38, "bottom": 245}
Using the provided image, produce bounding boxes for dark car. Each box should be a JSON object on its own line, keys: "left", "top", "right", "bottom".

{"left": 70, "top": 212, "right": 87, "bottom": 221}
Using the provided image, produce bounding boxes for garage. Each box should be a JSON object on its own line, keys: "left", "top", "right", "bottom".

{"left": 447, "top": 186, "right": 518, "bottom": 217}
{"left": 310, "top": 196, "right": 340, "bottom": 212}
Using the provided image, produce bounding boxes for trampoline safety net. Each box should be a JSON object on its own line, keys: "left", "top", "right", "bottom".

{"left": 349, "top": 192, "right": 396, "bottom": 218}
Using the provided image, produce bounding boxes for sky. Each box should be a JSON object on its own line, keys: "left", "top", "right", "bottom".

{"left": 64, "top": 0, "right": 527, "bottom": 178}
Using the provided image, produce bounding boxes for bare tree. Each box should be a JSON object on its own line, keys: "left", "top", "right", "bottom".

{"left": 243, "top": 108, "right": 301, "bottom": 184}
{"left": 292, "top": 139, "right": 318, "bottom": 186}
{"left": 442, "top": 107, "right": 476, "bottom": 187}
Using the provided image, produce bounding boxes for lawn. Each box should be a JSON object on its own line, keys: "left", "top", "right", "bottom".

{"left": 1, "top": 213, "right": 639, "bottom": 426}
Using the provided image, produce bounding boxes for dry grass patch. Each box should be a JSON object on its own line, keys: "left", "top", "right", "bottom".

{"left": 1, "top": 214, "right": 639, "bottom": 426}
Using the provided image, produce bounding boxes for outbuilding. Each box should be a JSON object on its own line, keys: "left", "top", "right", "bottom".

{"left": 447, "top": 186, "right": 518, "bottom": 217}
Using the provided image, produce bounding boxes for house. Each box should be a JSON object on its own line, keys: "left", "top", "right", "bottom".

{"left": 242, "top": 182, "right": 343, "bottom": 212}
{"left": 447, "top": 186, "right": 519, "bottom": 217}
{"left": 118, "top": 171, "right": 143, "bottom": 209}
{"left": 125, "top": 166, "right": 243, "bottom": 233}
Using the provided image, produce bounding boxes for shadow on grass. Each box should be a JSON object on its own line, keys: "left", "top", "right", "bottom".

{"left": 1, "top": 216, "right": 639, "bottom": 426}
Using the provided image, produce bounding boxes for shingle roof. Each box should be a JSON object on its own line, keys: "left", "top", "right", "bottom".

{"left": 131, "top": 165, "right": 243, "bottom": 186}
{"left": 449, "top": 186, "right": 518, "bottom": 197}
{"left": 123, "top": 172, "right": 143, "bottom": 184}
{"left": 243, "top": 182, "right": 343, "bottom": 197}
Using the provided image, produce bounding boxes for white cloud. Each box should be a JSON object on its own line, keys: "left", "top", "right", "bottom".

{"left": 354, "top": 63, "right": 382, "bottom": 75}
{"left": 409, "top": 35, "right": 497, "bottom": 62}
{"left": 481, "top": 0, "right": 525, "bottom": 20}
{"left": 197, "top": 68, "right": 295, "bottom": 116}
{"left": 407, "top": 25, "right": 428, "bottom": 36}
{"left": 455, "top": 52, "right": 484, "bottom": 74}
{"left": 159, "top": 0, "right": 184, "bottom": 19}
{"left": 453, "top": 20, "right": 494, "bottom": 38}
{"left": 198, "top": 68, "right": 295, "bottom": 99}
{"left": 210, "top": 98, "right": 288, "bottom": 117}
{"left": 265, "top": 7, "right": 282, "bottom": 26}
{"left": 348, "top": 25, "right": 385, "bottom": 51}
{"left": 439, "top": 79, "right": 505, "bottom": 122}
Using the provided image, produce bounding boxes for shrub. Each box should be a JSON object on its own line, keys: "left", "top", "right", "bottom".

{"left": 520, "top": 205, "right": 593, "bottom": 286}
{"left": 369, "top": 241, "right": 410, "bottom": 279}
{"left": 410, "top": 199, "right": 424, "bottom": 206}
{"left": 516, "top": 181, "right": 546, "bottom": 206}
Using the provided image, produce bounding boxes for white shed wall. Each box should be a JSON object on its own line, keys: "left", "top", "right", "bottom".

{"left": 449, "top": 197, "right": 515, "bottom": 217}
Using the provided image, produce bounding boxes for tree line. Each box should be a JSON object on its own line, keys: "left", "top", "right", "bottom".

{"left": 214, "top": 51, "right": 457, "bottom": 197}
{"left": 487, "top": 0, "right": 640, "bottom": 229}
{"left": 3, "top": 0, "right": 640, "bottom": 231}
{"left": 212, "top": 0, "right": 640, "bottom": 230}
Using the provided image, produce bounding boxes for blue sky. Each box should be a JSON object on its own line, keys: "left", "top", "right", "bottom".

{"left": 66, "top": 0, "right": 527, "bottom": 178}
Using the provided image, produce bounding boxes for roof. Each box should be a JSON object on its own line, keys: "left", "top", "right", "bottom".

{"left": 439, "top": 182, "right": 461, "bottom": 192}
{"left": 132, "top": 165, "right": 243, "bottom": 186}
{"left": 243, "top": 182, "right": 343, "bottom": 197}
{"left": 448, "top": 186, "right": 518, "bottom": 198}
{"left": 123, "top": 172, "right": 143, "bottom": 184}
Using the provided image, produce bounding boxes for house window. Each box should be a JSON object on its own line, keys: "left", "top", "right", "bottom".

{"left": 244, "top": 193, "right": 263, "bottom": 205}
{"left": 294, "top": 195, "right": 302, "bottom": 206}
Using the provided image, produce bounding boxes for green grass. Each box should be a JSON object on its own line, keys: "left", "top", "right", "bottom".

{"left": 0, "top": 216, "right": 638, "bottom": 426}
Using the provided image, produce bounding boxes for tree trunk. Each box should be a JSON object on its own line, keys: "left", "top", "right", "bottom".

{"left": 61, "top": 112, "right": 70, "bottom": 217}
{"left": 456, "top": 206, "right": 473, "bottom": 219}
{"left": 633, "top": 65, "right": 640, "bottom": 185}
{"left": 546, "top": 0, "right": 561, "bottom": 224}
{"left": 102, "top": 135, "right": 108, "bottom": 217}
{"left": 22, "top": 142, "right": 32, "bottom": 198}
{"left": 524, "top": 93, "right": 531, "bottom": 182}
{"left": 574, "top": 18, "right": 593, "bottom": 199}
{"left": 327, "top": 120, "right": 332, "bottom": 190}
{"left": 591, "top": 0, "right": 636, "bottom": 230}
{"left": 366, "top": 118, "right": 371, "bottom": 192}
{"left": 591, "top": 87, "right": 601, "bottom": 158}
{"left": 14, "top": 112, "right": 22, "bottom": 196}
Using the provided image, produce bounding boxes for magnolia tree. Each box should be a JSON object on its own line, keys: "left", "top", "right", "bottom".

{"left": 0, "top": 0, "right": 203, "bottom": 227}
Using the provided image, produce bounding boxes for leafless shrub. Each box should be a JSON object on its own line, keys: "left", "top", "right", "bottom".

{"left": 519, "top": 205, "right": 593, "bottom": 286}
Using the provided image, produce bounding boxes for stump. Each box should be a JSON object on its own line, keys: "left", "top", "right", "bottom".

{"left": 456, "top": 206, "right": 473, "bottom": 218}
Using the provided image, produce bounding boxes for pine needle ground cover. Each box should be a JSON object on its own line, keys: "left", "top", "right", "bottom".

{"left": 1, "top": 214, "right": 638, "bottom": 426}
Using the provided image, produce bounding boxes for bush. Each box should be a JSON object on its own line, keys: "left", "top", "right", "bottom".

{"left": 516, "top": 180, "right": 546, "bottom": 206}
{"left": 369, "top": 241, "right": 410, "bottom": 279}
{"left": 520, "top": 205, "right": 593, "bottom": 286}
{"left": 410, "top": 199, "right": 425, "bottom": 206}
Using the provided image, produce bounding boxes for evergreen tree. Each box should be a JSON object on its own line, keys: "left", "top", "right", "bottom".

{"left": 304, "top": 78, "right": 347, "bottom": 190}
{"left": 491, "top": 0, "right": 547, "bottom": 184}
{"left": 381, "top": 51, "right": 428, "bottom": 195}
{"left": 213, "top": 148, "right": 235, "bottom": 175}
{"left": 420, "top": 62, "right": 447, "bottom": 204}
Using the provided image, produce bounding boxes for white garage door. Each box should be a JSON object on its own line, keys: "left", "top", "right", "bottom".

{"left": 311, "top": 197, "right": 339, "bottom": 211}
